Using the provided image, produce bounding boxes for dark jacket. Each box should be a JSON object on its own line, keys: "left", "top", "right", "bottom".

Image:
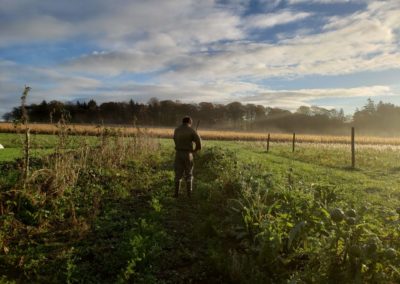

{"left": 173, "top": 124, "right": 201, "bottom": 152}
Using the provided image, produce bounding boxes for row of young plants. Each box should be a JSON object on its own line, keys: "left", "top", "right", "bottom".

{"left": 193, "top": 147, "right": 400, "bottom": 283}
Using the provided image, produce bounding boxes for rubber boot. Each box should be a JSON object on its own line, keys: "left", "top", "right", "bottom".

{"left": 174, "top": 180, "right": 180, "bottom": 198}
{"left": 186, "top": 178, "right": 193, "bottom": 198}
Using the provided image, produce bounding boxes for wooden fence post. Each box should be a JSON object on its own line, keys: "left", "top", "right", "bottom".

{"left": 267, "top": 133, "right": 270, "bottom": 152}
{"left": 24, "top": 128, "right": 30, "bottom": 181}
{"left": 351, "top": 127, "right": 355, "bottom": 168}
{"left": 292, "top": 133, "right": 296, "bottom": 152}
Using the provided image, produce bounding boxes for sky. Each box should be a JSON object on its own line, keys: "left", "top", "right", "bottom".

{"left": 1, "top": 0, "right": 400, "bottom": 118}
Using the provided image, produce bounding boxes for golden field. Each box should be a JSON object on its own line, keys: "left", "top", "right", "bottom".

{"left": 1, "top": 122, "right": 399, "bottom": 145}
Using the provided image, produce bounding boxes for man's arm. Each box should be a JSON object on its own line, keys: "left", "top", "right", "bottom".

{"left": 173, "top": 129, "right": 177, "bottom": 145}
{"left": 193, "top": 130, "right": 202, "bottom": 152}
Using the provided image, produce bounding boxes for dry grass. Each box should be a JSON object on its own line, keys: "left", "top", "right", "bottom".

{"left": 0, "top": 120, "right": 159, "bottom": 252}
{"left": 1, "top": 122, "right": 399, "bottom": 145}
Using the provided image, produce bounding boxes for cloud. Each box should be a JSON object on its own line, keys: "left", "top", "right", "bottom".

{"left": 244, "top": 10, "right": 312, "bottom": 29}
{"left": 240, "top": 85, "right": 394, "bottom": 109}
{"left": 153, "top": 0, "right": 400, "bottom": 82}
{"left": 0, "top": 16, "right": 74, "bottom": 46}
{"left": 0, "top": 0, "right": 243, "bottom": 48}
{"left": 66, "top": 51, "right": 171, "bottom": 75}
{"left": 0, "top": 60, "right": 103, "bottom": 117}
{"left": 60, "top": 0, "right": 400, "bottom": 82}
{"left": 288, "top": 0, "right": 367, "bottom": 4}
{"left": 216, "top": 0, "right": 284, "bottom": 12}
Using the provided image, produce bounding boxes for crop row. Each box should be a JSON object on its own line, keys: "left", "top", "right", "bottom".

{"left": 1, "top": 122, "right": 399, "bottom": 145}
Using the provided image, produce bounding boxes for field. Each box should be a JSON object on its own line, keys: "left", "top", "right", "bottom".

{"left": 0, "top": 129, "right": 400, "bottom": 283}
{"left": 2, "top": 122, "right": 400, "bottom": 145}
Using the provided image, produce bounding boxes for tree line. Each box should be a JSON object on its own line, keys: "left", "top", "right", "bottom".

{"left": 2, "top": 98, "right": 399, "bottom": 135}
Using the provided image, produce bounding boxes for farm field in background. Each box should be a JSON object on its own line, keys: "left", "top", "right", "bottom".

{"left": 1, "top": 122, "right": 400, "bottom": 145}
{"left": 2, "top": 131, "right": 400, "bottom": 168}
{"left": 0, "top": 131, "right": 400, "bottom": 282}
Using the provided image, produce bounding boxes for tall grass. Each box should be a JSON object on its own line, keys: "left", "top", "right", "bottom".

{"left": 0, "top": 110, "right": 160, "bottom": 281}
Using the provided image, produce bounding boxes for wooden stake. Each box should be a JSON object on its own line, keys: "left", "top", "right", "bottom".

{"left": 24, "top": 128, "right": 30, "bottom": 180}
{"left": 351, "top": 127, "right": 355, "bottom": 168}
{"left": 267, "top": 133, "right": 270, "bottom": 152}
{"left": 292, "top": 133, "right": 296, "bottom": 152}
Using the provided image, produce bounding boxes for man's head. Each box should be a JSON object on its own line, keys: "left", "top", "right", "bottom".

{"left": 182, "top": 116, "right": 192, "bottom": 126}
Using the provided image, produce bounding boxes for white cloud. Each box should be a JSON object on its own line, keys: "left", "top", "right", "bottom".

{"left": 288, "top": 0, "right": 366, "bottom": 4}
{"left": 244, "top": 10, "right": 312, "bottom": 29}
{"left": 82, "top": 0, "right": 243, "bottom": 49}
{"left": 66, "top": 51, "right": 170, "bottom": 75}
{"left": 151, "top": 0, "right": 400, "bottom": 81}
{"left": 4, "top": 0, "right": 398, "bottom": 80}
{"left": 0, "top": 0, "right": 243, "bottom": 48}
{"left": 0, "top": 60, "right": 103, "bottom": 115}
{"left": 240, "top": 85, "right": 394, "bottom": 109}
{"left": 61, "top": 0, "right": 400, "bottom": 82}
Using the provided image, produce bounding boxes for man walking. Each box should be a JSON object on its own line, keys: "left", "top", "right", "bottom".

{"left": 173, "top": 116, "right": 202, "bottom": 198}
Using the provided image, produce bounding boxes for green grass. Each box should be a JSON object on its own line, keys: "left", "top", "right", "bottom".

{"left": 0, "top": 148, "right": 55, "bottom": 162}
{"left": 0, "top": 133, "right": 58, "bottom": 161}
{"left": 0, "top": 148, "right": 22, "bottom": 161}
{"left": 0, "top": 133, "right": 58, "bottom": 148}
{"left": 0, "top": 133, "right": 97, "bottom": 161}
{"left": 210, "top": 140, "right": 400, "bottom": 212}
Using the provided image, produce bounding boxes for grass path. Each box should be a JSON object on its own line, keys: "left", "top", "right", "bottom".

{"left": 156, "top": 196, "right": 225, "bottom": 283}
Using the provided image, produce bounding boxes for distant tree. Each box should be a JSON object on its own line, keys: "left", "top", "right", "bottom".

{"left": 2, "top": 110, "right": 15, "bottom": 121}
{"left": 352, "top": 99, "right": 400, "bottom": 134}
{"left": 310, "top": 106, "right": 330, "bottom": 117}
{"left": 47, "top": 101, "right": 66, "bottom": 123}
{"left": 8, "top": 97, "right": 400, "bottom": 135}
{"left": 31, "top": 100, "right": 49, "bottom": 122}
{"left": 363, "top": 98, "right": 376, "bottom": 114}
{"left": 179, "top": 103, "right": 199, "bottom": 124}
{"left": 147, "top": 97, "right": 161, "bottom": 125}
{"left": 88, "top": 99, "right": 97, "bottom": 110}
{"left": 199, "top": 102, "right": 215, "bottom": 126}
{"left": 99, "top": 102, "right": 122, "bottom": 123}
{"left": 338, "top": 108, "right": 345, "bottom": 122}
{"left": 266, "top": 107, "right": 291, "bottom": 118}
{"left": 296, "top": 106, "right": 312, "bottom": 116}
{"left": 226, "top": 102, "right": 245, "bottom": 128}
{"left": 254, "top": 105, "right": 266, "bottom": 120}
{"left": 160, "top": 100, "right": 179, "bottom": 125}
